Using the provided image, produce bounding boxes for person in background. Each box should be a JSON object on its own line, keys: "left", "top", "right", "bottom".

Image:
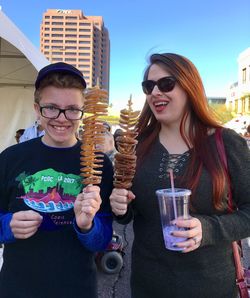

{"left": 15, "top": 129, "right": 25, "bottom": 143}
{"left": 244, "top": 124, "right": 250, "bottom": 137}
{"left": 109, "top": 53, "right": 250, "bottom": 298}
{"left": 0, "top": 62, "right": 113, "bottom": 298}
{"left": 244, "top": 124, "right": 250, "bottom": 149}
{"left": 103, "top": 131, "right": 117, "bottom": 163}
{"left": 113, "top": 128, "right": 123, "bottom": 151}
{"left": 95, "top": 122, "right": 117, "bottom": 164}
{"left": 103, "top": 121, "right": 112, "bottom": 133}
{"left": 19, "top": 120, "right": 45, "bottom": 143}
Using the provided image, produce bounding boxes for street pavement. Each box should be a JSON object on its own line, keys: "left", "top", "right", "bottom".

{"left": 97, "top": 221, "right": 133, "bottom": 298}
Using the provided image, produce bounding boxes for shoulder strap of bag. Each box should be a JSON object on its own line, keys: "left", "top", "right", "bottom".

{"left": 215, "top": 128, "right": 249, "bottom": 296}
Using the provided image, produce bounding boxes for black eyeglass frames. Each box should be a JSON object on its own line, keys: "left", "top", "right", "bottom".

{"left": 39, "top": 105, "right": 84, "bottom": 120}
{"left": 141, "top": 76, "right": 176, "bottom": 95}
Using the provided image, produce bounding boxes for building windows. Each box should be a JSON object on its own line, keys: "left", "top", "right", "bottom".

{"left": 66, "top": 16, "right": 77, "bottom": 20}
{"left": 79, "top": 52, "right": 90, "bottom": 56}
{"left": 52, "top": 34, "right": 63, "bottom": 37}
{"left": 65, "top": 34, "right": 77, "bottom": 38}
{"left": 52, "top": 58, "right": 63, "bottom": 62}
{"left": 65, "top": 46, "right": 77, "bottom": 50}
{"left": 242, "top": 68, "right": 246, "bottom": 83}
{"left": 79, "top": 23, "right": 91, "bottom": 26}
{"left": 52, "top": 52, "right": 63, "bottom": 55}
{"left": 65, "top": 58, "right": 76, "bottom": 62}
{"left": 52, "top": 16, "right": 63, "bottom": 19}
{"left": 79, "top": 29, "right": 91, "bottom": 32}
{"left": 65, "top": 22, "right": 77, "bottom": 26}
{"left": 65, "top": 40, "right": 77, "bottom": 44}
{"left": 79, "top": 64, "right": 90, "bottom": 68}
{"left": 65, "top": 52, "right": 77, "bottom": 56}
{"left": 52, "top": 28, "right": 63, "bottom": 31}
{"left": 41, "top": 10, "right": 109, "bottom": 93}
{"left": 79, "top": 58, "right": 90, "bottom": 62}
{"left": 52, "top": 22, "right": 63, "bottom": 25}
{"left": 51, "top": 40, "right": 63, "bottom": 43}
{"left": 79, "top": 41, "right": 90, "bottom": 44}
{"left": 65, "top": 28, "right": 77, "bottom": 32}
{"left": 79, "top": 35, "right": 91, "bottom": 38}
{"left": 79, "top": 47, "right": 91, "bottom": 50}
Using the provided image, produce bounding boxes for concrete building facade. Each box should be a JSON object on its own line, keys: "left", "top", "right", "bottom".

{"left": 226, "top": 47, "right": 250, "bottom": 115}
{"left": 40, "top": 9, "right": 110, "bottom": 94}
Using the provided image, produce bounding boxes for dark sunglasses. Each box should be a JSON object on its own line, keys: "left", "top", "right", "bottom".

{"left": 142, "top": 76, "right": 176, "bottom": 95}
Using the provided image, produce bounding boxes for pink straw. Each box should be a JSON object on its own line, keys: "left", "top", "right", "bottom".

{"left": 168, "top": 169, "right": 177, "bottom": 220}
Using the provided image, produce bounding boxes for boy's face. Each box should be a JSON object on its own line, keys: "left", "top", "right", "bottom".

{"left": 34, "top": 85, "right": 84, "bottom": 148}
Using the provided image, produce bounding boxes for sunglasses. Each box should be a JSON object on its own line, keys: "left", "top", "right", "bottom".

{"left": 142, "top": 76, "right": 176, "bottom": 95}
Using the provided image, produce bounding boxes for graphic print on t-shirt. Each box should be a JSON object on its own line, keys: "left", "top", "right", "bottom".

{"left": 17, "top": 168, "right": 82, "bottom": 213}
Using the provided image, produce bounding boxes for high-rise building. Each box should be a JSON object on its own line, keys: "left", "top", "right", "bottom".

{"left": 40, "top": 9, "right": 110, "bottom": 94}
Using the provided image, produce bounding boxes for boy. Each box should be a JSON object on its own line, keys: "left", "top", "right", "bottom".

{"left": 0, "top": 63, "right": 113, "bottom": 298}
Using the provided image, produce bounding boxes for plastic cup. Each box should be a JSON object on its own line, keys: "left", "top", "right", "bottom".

{"left": 156, "top": 188, "right": 191, "bottom": 251}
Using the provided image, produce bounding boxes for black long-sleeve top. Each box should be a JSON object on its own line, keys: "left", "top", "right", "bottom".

{"left": 116, "top": 128, "right": 250, "bottom": 298}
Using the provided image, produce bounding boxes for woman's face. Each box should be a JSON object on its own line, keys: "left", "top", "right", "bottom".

{"left": 34, "top": 86, "right": 84, "bottom": 148}
{"left": 146, "top": 64, "right": 189, "bottom": 127}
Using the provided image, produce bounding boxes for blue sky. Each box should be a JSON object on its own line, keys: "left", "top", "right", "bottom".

{"left": 1, "top": 0, "right": 250, "bottom": 111}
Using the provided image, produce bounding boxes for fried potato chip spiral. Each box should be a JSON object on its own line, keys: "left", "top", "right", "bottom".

{"left": 80, "top": 85, "right": 109, "bottom": 185}
{"left": 113, "top": 97, "right": 140, "bottom": 189}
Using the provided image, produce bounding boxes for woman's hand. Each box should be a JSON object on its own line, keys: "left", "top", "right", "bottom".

{"left": 171, "top": 217, "right": 202, "bottom": 253}
{"left": 74, "top": 185, "right": 101, "bottom": 231}
{"left": 109, "top": 188, "right": 135, "bottom": 216}
{"left": 10, "top": 210, "right": 43, "bottom": 239}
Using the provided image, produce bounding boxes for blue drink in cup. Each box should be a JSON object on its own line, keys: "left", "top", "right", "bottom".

{"left": 156, "top": 188, "right": 191, "bottom": 251}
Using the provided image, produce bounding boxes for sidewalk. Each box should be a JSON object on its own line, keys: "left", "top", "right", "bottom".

{"left": 97, "top": 221, "right": 133, "bottom": 298}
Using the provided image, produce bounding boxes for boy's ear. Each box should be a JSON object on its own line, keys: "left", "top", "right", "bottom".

{"left": 34, "top": 103, "right": 40, "bottom": 117}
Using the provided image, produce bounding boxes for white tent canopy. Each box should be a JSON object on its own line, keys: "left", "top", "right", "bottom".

{"left": 0, "top": 8, "right": 49, "bottom": 152}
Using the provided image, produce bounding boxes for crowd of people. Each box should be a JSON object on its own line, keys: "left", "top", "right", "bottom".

{"left": 1, "top": 55, "right": 250, "bottom": 298}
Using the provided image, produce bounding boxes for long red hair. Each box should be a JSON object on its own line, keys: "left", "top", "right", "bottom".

{"left": 136, "top": 53, "right": 226, "bottom": 210}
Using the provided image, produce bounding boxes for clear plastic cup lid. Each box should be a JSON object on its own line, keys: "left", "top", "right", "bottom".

{"left": 156, "top": 188, "right": 191, "bottom": 196}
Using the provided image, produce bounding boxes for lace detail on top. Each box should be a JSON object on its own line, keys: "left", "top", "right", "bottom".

{"left": 158, "top": 151, "right": 190, "bottom": 179}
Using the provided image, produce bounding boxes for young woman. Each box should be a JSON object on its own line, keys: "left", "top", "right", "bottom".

{"left": 110, "top": 53, "right": 250, "bottom": 298}
{"left": 0, "top": 62, "right": 113, "bottom": 298}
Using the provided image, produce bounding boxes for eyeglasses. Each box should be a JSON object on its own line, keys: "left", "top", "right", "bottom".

{"left": 39, "top": 105, "right": 84, "bottom": 120}
{"left": 141, "top": 76, "right": 176, "bottom": 95}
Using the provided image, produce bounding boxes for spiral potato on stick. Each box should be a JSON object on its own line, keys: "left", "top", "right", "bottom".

{"left": 113, "top": 98, "right": 140, "bottom": 189}
{"left": 80, "top": 85, "right": 109, "bottom": 185}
